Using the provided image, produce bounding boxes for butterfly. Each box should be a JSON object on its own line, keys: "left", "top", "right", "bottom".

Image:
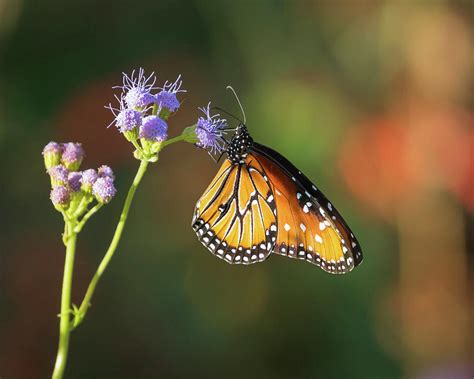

{"left": 192, "top": 103, "right": 363, "bottom": 274}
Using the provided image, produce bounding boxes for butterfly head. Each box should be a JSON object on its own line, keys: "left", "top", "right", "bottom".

{"left": 227, "top": 123, "right": 254, "bottom": 164}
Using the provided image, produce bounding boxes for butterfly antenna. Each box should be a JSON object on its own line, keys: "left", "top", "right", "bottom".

{"left": 211, "top": 106, "right": 242, "bottom": 124}
{"left": 226, "top": 85, "right": 246, "bottom": 124}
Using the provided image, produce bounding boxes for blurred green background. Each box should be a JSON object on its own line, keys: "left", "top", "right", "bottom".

{"left": 0, "top": 1, "right": 472, "bottom": 378}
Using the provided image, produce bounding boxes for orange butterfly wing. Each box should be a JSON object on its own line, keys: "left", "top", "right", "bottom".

{"left": 192, "top": 156, "right": 277, "bottom": 264}
{"left": 253, "top": 144, "right": 363, "bottom": 274}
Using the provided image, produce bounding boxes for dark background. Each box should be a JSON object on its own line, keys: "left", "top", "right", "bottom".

{"left": 0, "top": 1, "right": 472, "bottom": 378}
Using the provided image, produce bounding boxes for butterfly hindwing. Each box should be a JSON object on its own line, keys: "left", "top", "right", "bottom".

{"left": 192, "top": 156, "right": 277, "bottom": 264}
{"left": 253, "top": 143, "right": 363, "bottom": 274}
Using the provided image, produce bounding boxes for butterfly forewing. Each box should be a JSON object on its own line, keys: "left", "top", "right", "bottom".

{"left": 192, "top": 156, "right": 277, "bottom": 264}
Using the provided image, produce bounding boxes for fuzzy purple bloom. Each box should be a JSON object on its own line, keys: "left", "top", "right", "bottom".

{"left": 115, "top": 108, "right": 142, "bottom": 133}
{"left": 120, "top": 68, "right": 157, "bottom": 109}
{"left": 125, "top": 88, "right": 155, "bottom": 109}
{"left": 42, "top": 142, "right": 63, "bottom": 156}
{"left": 139, "top": 115, "right": 168, "bottom": 142}
{"left": 68, "top": 171, "right": 82, "bottom": 192}
{"left": 155, "top": 91, "right": 179, "bottom": 112}
{"left": 98, "top": 165, "right": 115, "bottom": 179}
{"left": 195, "top": 103, "right": 228, "bottom": 153}
{"left": 48, "top": 164, "right": 69, "bottom": 184}
{"left": 81, "top": 169, "right": 98, "bottom": 186}
{"left": 93, "top": 177, "right": 117, "bottom": 204}
{"left": 50, "top": 185, "right": 70, "bottom": 206}
{"left": 62, "top": 143, "right": 84, "bottom": 169}
{"left": 155, "top": 75, "right": 185, "bottom": 112}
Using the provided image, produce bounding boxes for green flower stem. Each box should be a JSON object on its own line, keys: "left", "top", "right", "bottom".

{"left": 131, "top": 139, "right": 142, "bottom": 153}
{"left": 74, "top": 203, "right": 104, "bottom": 233}
{"left": 72, "top": 197, "right": 89, "bottom": 219}
{"left": 161, "top": 134, "right": 189, "bottom": 148}
{"left": 73, "top": 159, "right": 149, "bottom": 327}
{"left": 62, "top": 217, "right": 69, "bottom": 246}
{"left": 52, "top": 220, "right": 77, "bottom": 379}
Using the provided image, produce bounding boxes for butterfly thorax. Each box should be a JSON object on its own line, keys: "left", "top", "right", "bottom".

{"left": 227, "top": 124, "right": 254, "bottom": 164}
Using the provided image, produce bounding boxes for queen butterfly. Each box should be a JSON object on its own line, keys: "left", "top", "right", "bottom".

{"left": 192, "top": 96, "right": 363, "bottom": 274}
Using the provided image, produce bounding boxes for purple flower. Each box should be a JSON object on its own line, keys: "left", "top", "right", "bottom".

{"left": 125, "top": 88, "right": 155, "bottom": 110}
{"left": 155, "top": 75, "right": 185, "bottom": 112}
{"left": 81, "top": 169, "right": 98, "bottom": 189}
{"left": 115, "top": 106, "right": 142, "bottom": 133}
{"left": 68, "top": 171, "right": 82, "bottom": 192}
{"left": 119, "top": 68, "right": 157, "bottom": 109}
{"left": 42, "top": 142, "right": 63, "bottom": 169}
{"left": 139, "top": 115, "right": 168, "bottom": 142}
{"left": 62, "top": 143, "right": 84, "bottom": 170}
{"left": 93, "top": 177, "right": 117, "bottom": 204}
{"left": 195, "top": 103, "right": 228, "bottom": 153}
{"left": 50, "top": 185, "right": 71, "bottom": 207}
{"left": 98, "top": 165, "right": 115, "bottom": 179}
{"left": 48, "top": 164, "right": 69, "bottom": 185}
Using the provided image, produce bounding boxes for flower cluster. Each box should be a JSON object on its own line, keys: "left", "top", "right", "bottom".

{"left": 43, "top": 142, "right": 117, "bottom": 213}
{"left": 108, "top": 68, "right": 185, "bottom": 161}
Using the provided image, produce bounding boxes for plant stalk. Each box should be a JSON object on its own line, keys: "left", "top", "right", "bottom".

{"left": 52, "top": 221, "right": 77, "bottom": 379}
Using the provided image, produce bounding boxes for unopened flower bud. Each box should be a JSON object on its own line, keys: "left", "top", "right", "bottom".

{"left": 42, "top": 142, "right": 63, "bottom": 170}
{"left": 48, "top": 164, "right": 69, "bottom": 186}
{"left": 68, "top": 171, "right": 82, "bottom": 192}
{"left": 93, "top": 177, "right": 117, "bottom": 204}
{"left": 81, "top": 169, "right": 98, "bottom": 193}
{"left": 50, "top": 185, "right": 71, "bottom": 210}
{"left": 62, "top": 143, "right": 85, "bottom": 171}
{"left": 98, "top": 165, "right": 115, "bottom": 179}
